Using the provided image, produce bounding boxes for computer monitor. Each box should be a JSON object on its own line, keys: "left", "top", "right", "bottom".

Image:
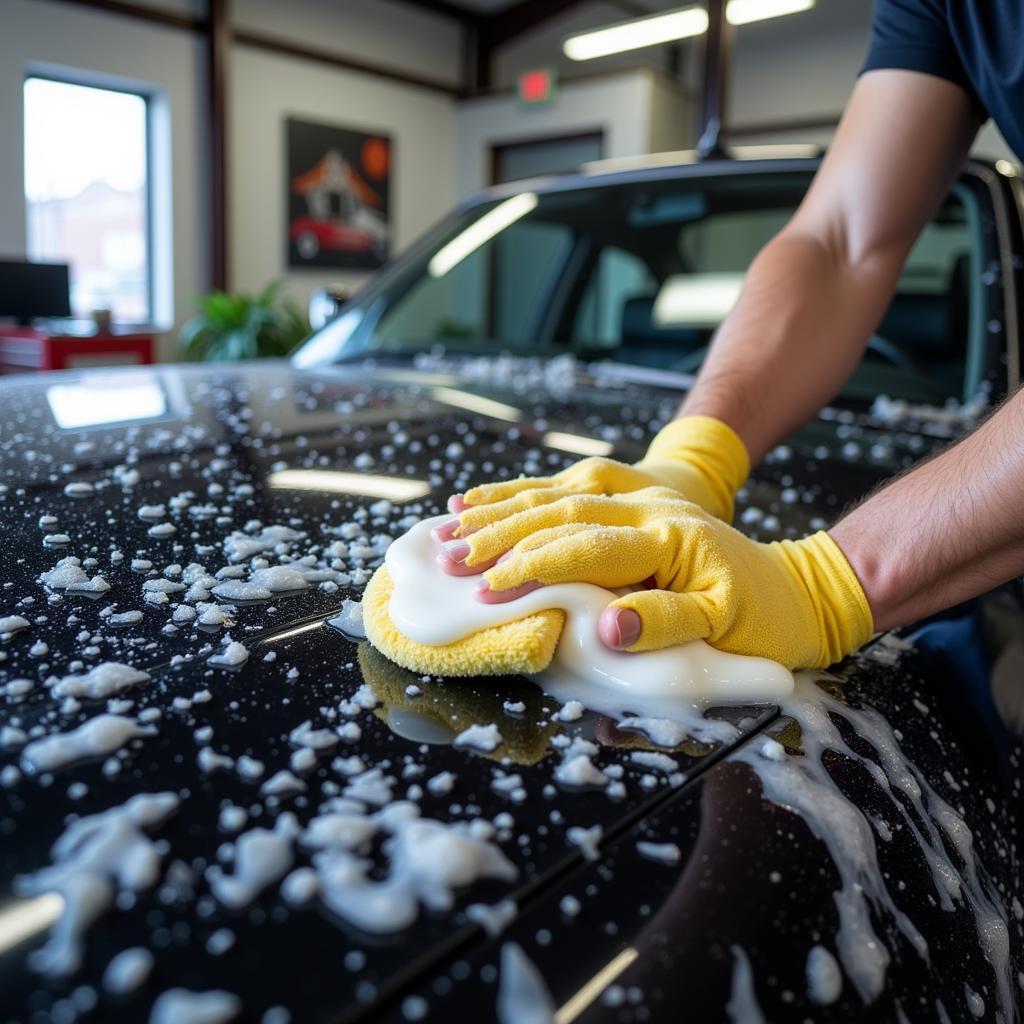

{"left": 0, "top": 259, "right": 72, "bottom": 325}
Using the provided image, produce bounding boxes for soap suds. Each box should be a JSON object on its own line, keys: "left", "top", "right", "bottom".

{"left": 51, "top": 662, "right": 150, "bottom": 700}
{"left": 734, "top": 674, "right": 1015, "bottom": 1014}
{"left": 725, "top": 946, "right": 765, "bottom": 1024}
{"left": 496, "top": 942, "right": 556, "bottom": 1024}
{"left": 103, "top": 947, "right": 154, "bottom": 994}
{"left": 149, "top": 989, "right": 241, "bottom": 1024}
{"left": 22, "top": 715, "right": 156, "bottom": 774}
{"left": 15, "top": 793, "right": 179, "bottom": 975}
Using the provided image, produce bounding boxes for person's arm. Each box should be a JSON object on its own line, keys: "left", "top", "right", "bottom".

{"left": 679, "top": 69, "right": 981, "bottom": 464}
{"left": 830, "top": 389, "right": 1024, "bottom": 631}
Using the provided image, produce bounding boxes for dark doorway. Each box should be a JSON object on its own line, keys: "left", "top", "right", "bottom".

{"left": 491, "top": 131, "right": 604, "bottom": 185}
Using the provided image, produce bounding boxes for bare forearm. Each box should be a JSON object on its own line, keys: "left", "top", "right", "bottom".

{"left": 830, "top": 389, "right": 1024, "bottom": 631}
{"left": 679, "top": 229, "right": 898, "bottom": 463}
{"left": 678, "top": 72, "right": 980, "bottom": 466}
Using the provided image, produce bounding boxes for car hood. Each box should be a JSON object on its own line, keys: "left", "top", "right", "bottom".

{"left": 1, "top": 359, "right": 1020, "bottom": 1023}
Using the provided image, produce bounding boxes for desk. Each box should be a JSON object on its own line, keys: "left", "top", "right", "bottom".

{"left": 0, "top": 327, "right": 155, "bottom": 374}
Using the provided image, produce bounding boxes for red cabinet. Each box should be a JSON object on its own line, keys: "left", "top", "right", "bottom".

{"left": 0, "top": 327, "right": 155, "bottom": 374}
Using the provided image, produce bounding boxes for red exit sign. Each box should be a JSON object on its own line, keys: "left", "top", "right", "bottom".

{"left": 518, "top": 68, "right": 556, "bottom": 105}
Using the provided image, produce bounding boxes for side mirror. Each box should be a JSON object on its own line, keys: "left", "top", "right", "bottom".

{"left": 309, "top": 286, "right": 351, "bottom": 330}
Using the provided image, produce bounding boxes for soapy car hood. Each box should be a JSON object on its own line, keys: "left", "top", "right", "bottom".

{"left": 0, "top": 358, "right": 1020, "bottom": 1022}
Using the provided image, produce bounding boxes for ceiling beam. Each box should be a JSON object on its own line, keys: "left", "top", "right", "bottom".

{"left": 390, "top": 0, "right": 482, "bottom": 25}
{"left": 48, "top": 0, "right": 206, "bottom": 32}
{"left": 482, "top": 0, "right": 590, "bottom": 47}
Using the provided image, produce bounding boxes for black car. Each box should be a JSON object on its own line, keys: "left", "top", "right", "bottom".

{"left": 1, "top": 151, "right": 1022, "bottom": 1024}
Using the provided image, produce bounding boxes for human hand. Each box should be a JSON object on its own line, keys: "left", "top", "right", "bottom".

{"left": 445, "top": 489, "right": 872, "bottom": 670}
{"left": 442, "top": 416, "right": 749, "bottom": 543}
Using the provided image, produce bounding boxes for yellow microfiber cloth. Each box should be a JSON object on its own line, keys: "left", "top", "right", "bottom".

{"left": 362, "top": 565, "right": 565, "bottom": 678}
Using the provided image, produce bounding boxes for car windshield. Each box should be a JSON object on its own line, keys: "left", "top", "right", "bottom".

{"left": 294, "top": 167, "right": 979, "bottom": 406}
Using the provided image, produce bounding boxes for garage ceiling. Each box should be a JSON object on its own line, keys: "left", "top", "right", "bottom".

{"left": 447, "top": 0, "right": 518, "bottom": 10}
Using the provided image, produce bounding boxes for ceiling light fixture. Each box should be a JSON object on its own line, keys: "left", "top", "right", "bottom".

{"left": 564, "top": 6, "right": 708, "bottom": 61}
{"left": 726, "top": 0, "right": 815, "bottom": 26}
{"left": 563, "top": 0, "right": 815, "bottom": 60}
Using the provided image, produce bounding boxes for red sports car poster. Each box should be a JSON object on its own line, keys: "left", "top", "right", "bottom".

{"left": 286, "top": 118, "right": 392, "bottom": 270}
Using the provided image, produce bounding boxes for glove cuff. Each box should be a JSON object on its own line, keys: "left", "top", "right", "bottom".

{"left": 780, "top": 531, "right": 875, "bottom": 668}
{"left": 640, "top": 416, "right": 750, "bottom": 520}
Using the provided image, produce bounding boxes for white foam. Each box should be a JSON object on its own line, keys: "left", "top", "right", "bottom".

{"left": 735, "top": 674, "right": 1016, "bottom": 1016}
{"left": 384, "top": 516, "right": 793, "bottom": 725}
{"left": 38, "top": 557, "right": 110, "bottom": 593}
{"left": 466, "top": 898, "right": 517, "bottom": 936}
{"left": 805, "top": 944, "right": 842, "bottom": 1005}
{"left": 16, "top": 793, "right": 178, "bottom": 975}
{"left": 0, "top": 615, "right": 30, "bottom": 637}
{"left": 51, "top": 663, "right": 150, "bottom": 701}
{"left": 207, "top": 815, "right": 298, "bottom": 909}
{"left": 103, "top": 947, "right": 154, "bottom": 994}
{"left": 327, "top": 599, "right": 366, "bottom": 639}
{"left": 22, "top": 716, "right": 156, "bottom": 774}
{"left": 208, "top": 641, "right": 249, "bottom": 668}
{"left": 636, "top": 841, "right": 681, "bottom": 865}
{"left": 454, "top": 723, "right": 503, "bottom": 753}
{"left": 496, "top": 942, "right": 556, "bottom": 1024}
{"left": 313, "top": 805, "right": 517, "bottom": 935}
{"left": 149, "top": 989, "right": 241, "bottom": 1024}
{"left": 725, "top": 946, "right": 765, "bottom": 1024}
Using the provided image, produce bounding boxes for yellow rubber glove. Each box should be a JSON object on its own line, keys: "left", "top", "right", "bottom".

{"left": 463, "top": 489, "right": 873, "bottom": 670}
{"left": 459, "top": 416, "right": 749, "bottom": 525}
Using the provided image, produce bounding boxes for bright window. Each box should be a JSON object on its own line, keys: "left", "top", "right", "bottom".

{"left": 24, "top": 76, "right": 151, "bottom": 324}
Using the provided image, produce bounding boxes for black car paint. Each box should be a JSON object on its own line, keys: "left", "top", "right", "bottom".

{"left": 0, "top": 359, "right": 1020, "bottom": 1023}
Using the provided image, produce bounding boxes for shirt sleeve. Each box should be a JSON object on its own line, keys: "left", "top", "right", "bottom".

{"left": 861, "top": 0, "right": 984, "bottom": 112}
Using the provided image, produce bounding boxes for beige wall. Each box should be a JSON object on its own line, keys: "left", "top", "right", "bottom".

{"left": 455, "top": 69, "right": 694, "bottom": 199}
{"left": 229, "top": 44, "right": 457, "bottom": 307}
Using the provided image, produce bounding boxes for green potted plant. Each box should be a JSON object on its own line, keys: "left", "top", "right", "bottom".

{"left": 179, "top": 281, "right": 310, "bottom": 361}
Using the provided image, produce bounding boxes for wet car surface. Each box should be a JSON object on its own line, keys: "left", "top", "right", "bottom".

{"left": 1, "top": 357, "right": 1021, "bottom": 1023}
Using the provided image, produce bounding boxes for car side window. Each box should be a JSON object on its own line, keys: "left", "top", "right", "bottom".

{"left": 570, "top": 246, "right": 658, "bottom": 351}
{"left": 374, "top": 219, "right": 571, "bottom": 350}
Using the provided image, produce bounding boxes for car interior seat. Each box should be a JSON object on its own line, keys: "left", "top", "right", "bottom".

{"left": 618, "top": 294, "right": 709, "bottom": 369}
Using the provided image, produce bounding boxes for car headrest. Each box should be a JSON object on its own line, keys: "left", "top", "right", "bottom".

{"left": 621, "top": 295, "right": 703, "bottom": 349}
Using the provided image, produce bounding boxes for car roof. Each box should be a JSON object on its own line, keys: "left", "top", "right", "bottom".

{"left": 462, "top": 145, "right": 1016, "bottom": 209}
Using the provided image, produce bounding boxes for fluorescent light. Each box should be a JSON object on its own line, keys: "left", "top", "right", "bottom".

{"left": 727, "top": 0, "right": 815, "bottom": 25}
{"left": 429, "top": 193, "right": 538, "bottom": 278}
{"left": 430, "top": 386, "right": 522, "bottom": 422}
{"left": 563, "top": 7, "right": 708, "bottom": 61}
{"left": 0, "top": 894, "right": 64, "bottom": 955}
{"left": 555, "top": 947, "right": 639, "bottom": 1023}
{"left": 542, "top": 431, "right": 613, "bottom": 457}
{"left": 267, "top": 470, "right": 431, "bottom": 502}
{"left": 653, "top": 273, "right": 744, "bottom": 328}
{"left": 563, "top": 0, "right": 814, "bottom": 62}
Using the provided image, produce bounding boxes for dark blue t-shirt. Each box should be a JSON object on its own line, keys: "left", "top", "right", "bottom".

{"left": 862, "top": 0, "right": 1024, "bottom": 158}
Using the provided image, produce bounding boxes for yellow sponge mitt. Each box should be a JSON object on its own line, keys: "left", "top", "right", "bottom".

{"left": 362, "top": 566, "right": 565, "bottom": 677}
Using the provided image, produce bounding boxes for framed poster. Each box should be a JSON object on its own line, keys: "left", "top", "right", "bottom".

{"left": 286, "top": 117, "right": 392, "bottom": 270}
